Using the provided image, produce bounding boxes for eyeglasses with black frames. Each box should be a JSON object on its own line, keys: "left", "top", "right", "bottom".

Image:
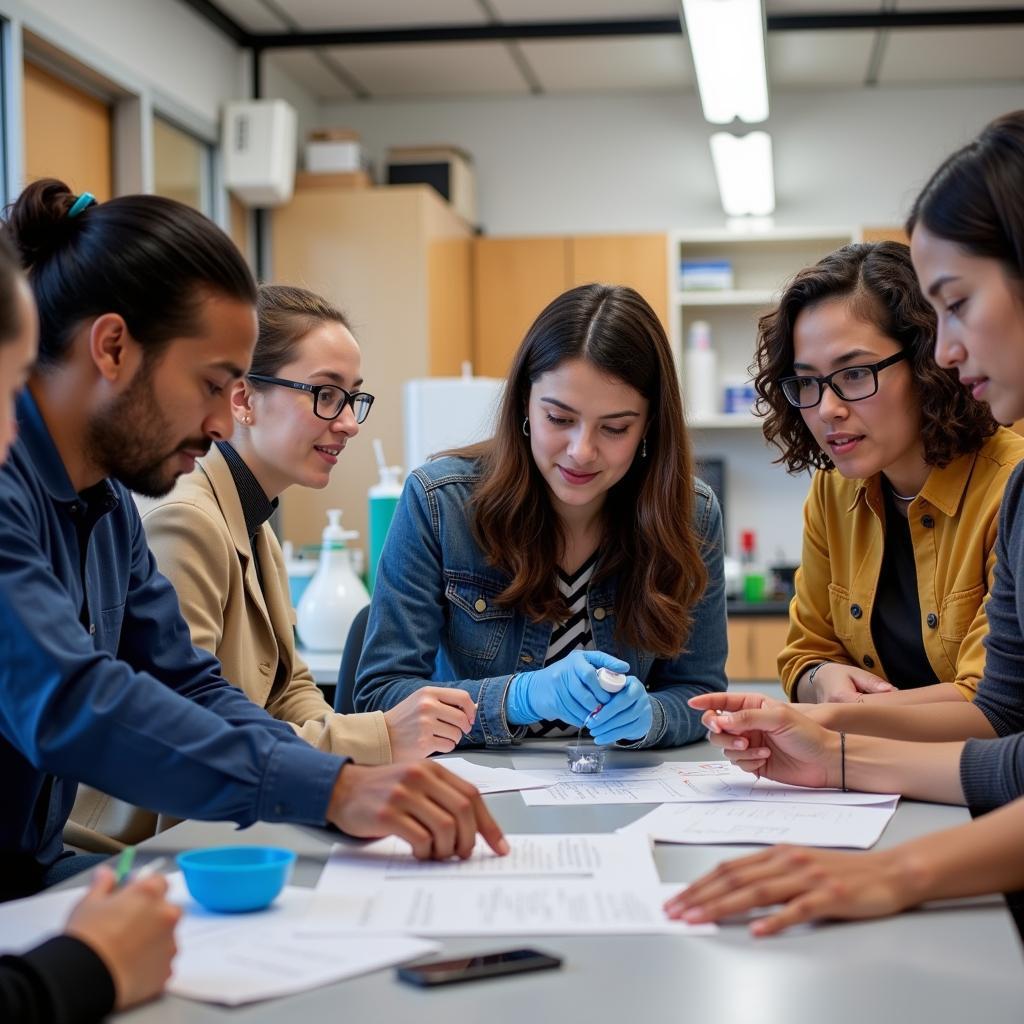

{"left": 247, "top": 374, "right": 376, "bottom": 423}
{"left": 777, "top": 350, "right": 908, "bottom": 409}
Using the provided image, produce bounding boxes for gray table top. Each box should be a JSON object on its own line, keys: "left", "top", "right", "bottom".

{"left": 113, "top": 741, "right": 1024, "bottom": 1023}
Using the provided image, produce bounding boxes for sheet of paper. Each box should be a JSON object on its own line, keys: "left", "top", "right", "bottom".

{"left": 303, "top": 831, "right": 699, "bottom": 936}
{"left": 304, "top": 880, "right": 713, "bottom": 937}
{"left": 315, "top": 832, "right": 661, "bottom": 886}
{"left": 676, "top": 772, "right": 902, "bottom": 807}
{"left": 519, "top": 760, "right": 900, "bottom": 808}
{"left": 0, "top": 885, "right": 84, "bottom": 954}
{"left": 619, "top": 800, "right": 898, "bottom": 849}
{"left": 0, "top": 875, "right": 438, "bottom": 1006}
{"left": 432, "top": 756, "right": 561, "bottom": 794}
{"left": 169, "top": 925, "right": 437, "bottom": 1005}
{"left": 520, "top": 764, "right": 715, "bottom": 806}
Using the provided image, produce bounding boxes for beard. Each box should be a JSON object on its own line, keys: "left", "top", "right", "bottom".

{"left": 84, "top": 360, "right": 211, "bottom": 498}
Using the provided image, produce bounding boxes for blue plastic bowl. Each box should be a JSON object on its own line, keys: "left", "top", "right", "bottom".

{"left": 176, "top": 846, "right": 296, "bottom": 913}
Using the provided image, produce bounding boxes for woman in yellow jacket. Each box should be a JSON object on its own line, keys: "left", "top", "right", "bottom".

{"left": 141, "top": 284, "right": 476, "bottom": 763}
{"left": 754, "top": 240, "right": 1024, "bottom": 728}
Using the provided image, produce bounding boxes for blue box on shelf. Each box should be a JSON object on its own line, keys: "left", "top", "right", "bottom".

{"left": 680, "top": 259, "right": 734, "bottom": 291}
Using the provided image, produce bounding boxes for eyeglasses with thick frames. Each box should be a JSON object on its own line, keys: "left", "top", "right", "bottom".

{"left": 778, "top": 350, "right": 908, "bottom": 409}
{"left": 247, "top": 373, "right": 376, "bottom": 423}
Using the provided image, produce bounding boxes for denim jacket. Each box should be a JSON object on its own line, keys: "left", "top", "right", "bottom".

{"left": 355, "top": 456, "right": 727, "bottom": 748}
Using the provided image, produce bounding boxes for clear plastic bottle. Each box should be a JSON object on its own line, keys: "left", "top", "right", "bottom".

{"left": 685, "top": 320, "right": 718, "bottom": 420}
{"left": 296, "top": 509, "right": 370, "bottom": 651}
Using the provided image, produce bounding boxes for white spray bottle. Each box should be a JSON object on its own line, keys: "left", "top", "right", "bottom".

{"left": 296, "top": 509, "right": 370, "bottom": 651}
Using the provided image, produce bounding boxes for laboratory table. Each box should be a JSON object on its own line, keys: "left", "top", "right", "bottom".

{"left": 95, "top": 737, "right": 1024, "bottom": 1024}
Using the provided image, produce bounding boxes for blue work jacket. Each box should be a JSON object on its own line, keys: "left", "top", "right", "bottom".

{"left": 0, "top": 391, "right": 344, "bottom": 890}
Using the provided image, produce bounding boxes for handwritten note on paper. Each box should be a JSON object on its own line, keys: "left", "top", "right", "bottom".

{"left": 619, "top": 800, "right": 898, "bottom": 849}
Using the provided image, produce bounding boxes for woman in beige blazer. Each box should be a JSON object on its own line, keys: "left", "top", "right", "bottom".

{"left": 141, "top": 284, "right": 477, "bottom": 764}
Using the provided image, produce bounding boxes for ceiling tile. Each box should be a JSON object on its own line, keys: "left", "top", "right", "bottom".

{"left": 267, "top": 0, "right": 487, "bottom": 31}
{"left": 266, "top": 49, "right": 355, "bottom": 100}
{"left": 879, "top": 26, "right": 1024, "bottom": 83}
{"left": 768, "top": 29, "right": 875, "bottom": 88}
{"left": 519, "top": 36, "right": 692, "bottom": 92}
{"left": 322, "top": 42, "right": 531, "bottom": 97}
{"left": 211, "top": 0, "right": 289, "bottom": 32}
{"left": 489, "top": 0, "right": 678, "bottom": 20}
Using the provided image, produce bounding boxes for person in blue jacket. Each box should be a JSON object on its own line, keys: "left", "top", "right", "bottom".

{"left": 355, "top": 284, "right": 727, "bottom": 748}
{"left": 0, "top": 202, "right": 179, "bottom": 1023}
{"left": 0, "top": 178, "right": 506, "bottom": 905}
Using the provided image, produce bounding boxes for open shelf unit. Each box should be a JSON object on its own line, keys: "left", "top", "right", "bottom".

{"left": 668, "top": 227, "right": 858, "bottom": 561}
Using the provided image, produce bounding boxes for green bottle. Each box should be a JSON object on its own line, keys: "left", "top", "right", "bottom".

{"left": 368, "top": 463, "right": 403, "bottom": 592}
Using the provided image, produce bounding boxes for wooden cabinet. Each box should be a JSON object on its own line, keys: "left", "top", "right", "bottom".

{"left": 472, "top": 237, "right": 570, "bottom": 378}
{"left": 472, "top": 232, "right": 667, "bottom": 379}
{"left": 23, "top": 60, "right": 112, "bottom": 199}
{"left": 726, "top": 615, "right": 790, "bottom": 682}
{"left": 272, "top": 184, "right": 472, "bottom": 547}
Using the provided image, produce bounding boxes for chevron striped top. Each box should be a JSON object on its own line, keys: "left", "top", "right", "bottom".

{"left": 527, "top": 550, "right": 600, "bottom": 738}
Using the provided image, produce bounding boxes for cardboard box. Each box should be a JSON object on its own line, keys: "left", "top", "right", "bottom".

{"left": 295, "top": 170, "right": 372, "bottom": 190}
{"left": 306, "top": 129, "right": 362, "bottom": 174}
{"left": 386, "top": 145, "right": 476, "bottom": 225}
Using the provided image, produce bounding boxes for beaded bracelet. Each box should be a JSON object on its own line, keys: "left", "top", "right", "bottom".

{"left": 840, "top": 730, "right": 848, "bottom": 792}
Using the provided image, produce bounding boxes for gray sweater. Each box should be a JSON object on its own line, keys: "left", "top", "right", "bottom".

{"left": 960, "top": 461, "right": 1024, "bottom": 812}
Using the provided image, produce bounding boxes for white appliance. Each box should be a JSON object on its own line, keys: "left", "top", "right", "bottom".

{"left": 403, "top": 372, "right": 504, "bottom": 473}
{"left": 222, "top": 99, "right": 297, "bottom": 207}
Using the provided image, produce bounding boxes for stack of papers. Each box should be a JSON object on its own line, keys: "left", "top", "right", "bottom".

{"left": 303, "top": 832, "right": 715, "bottom": 937}
{"left": 0, "top": 874, "right": 437, "bottom": 1006}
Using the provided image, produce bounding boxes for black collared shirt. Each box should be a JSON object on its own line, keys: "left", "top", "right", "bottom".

{"left": 215, "top": 442, "right": 277, "bottom": 584}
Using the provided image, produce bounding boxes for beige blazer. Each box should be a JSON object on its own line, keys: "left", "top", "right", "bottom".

{"left": 140, "top": 444, "right": 391, "bottom": 764}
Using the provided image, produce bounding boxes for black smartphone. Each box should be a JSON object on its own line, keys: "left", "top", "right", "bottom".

{"left": 397, "top": 948, "right": 563, "bottom": 987}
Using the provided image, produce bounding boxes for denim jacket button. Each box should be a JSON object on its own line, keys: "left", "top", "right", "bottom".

{"left": 474, "top": 598, "right": 487, "bottom": 613}
{"left": 593, "top": 607, "right": 607, "bottom": 621}
{"left": 520, "top": 653, "right": 534, "bottom": 664}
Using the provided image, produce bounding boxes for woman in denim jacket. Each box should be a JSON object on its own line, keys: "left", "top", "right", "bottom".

{"left": 355, "top": 284, "right": 727, "bottom": 749}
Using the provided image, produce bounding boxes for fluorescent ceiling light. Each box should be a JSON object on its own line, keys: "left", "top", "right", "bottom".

{"left": 710, "top": 131, "right": 775, "bottom": 217}
{"left": 682, "top": 0, "right": 769, "bottom": 124}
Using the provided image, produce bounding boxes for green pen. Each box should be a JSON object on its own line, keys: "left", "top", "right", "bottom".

{"left": 114, "top": 845, "right": 136, "bottom": 887}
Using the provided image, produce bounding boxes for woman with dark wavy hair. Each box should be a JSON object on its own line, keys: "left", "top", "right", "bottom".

{"left": 665, "top": 111, "right": 1024, "bottom": 937}
{"left": 354, "top": 283, "right": 727, "bottom": 749}
{"left": 754, "top": 241, "right": 1024, "bottom": 714}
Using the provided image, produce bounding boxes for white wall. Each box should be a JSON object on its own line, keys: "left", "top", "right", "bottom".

{"left": 319, "top": 83, "right": 1024, "bottom": 235}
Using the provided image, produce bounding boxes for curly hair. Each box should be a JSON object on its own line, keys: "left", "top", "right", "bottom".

{"left": 753, "top": 241, "right": 997, "bottom": 474}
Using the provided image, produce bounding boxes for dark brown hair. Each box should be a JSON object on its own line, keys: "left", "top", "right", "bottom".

{"left": 451, "top": 284, "right": 708, "bottom": 659}
{"left": 754, "top": 241, "right": 997, "bottom": 474}
{"left": 249, "top": 284, "right": 351, "bottom": 385}
{"left": 907, "top": 110, "right": 1024, "bottom": 282}
{"left": 6, "top": 178, "right": 256, "bottom": 369}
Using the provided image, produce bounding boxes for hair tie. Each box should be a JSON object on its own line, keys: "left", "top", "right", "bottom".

{"left": 67, "top": 192, "right": 96, "bottom": 219}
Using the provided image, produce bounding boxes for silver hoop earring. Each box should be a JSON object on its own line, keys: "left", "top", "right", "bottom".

{"left": 522, "top": 417, "right": 530, "bottom": 438}
{"left": 641, "top": 437, "right": 647, "bottom": 458}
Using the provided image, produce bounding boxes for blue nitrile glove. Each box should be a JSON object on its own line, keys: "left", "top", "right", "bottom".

{"left": 588, "top": 676, "right": 653, "bottom": 745}
{"left": 506, "top": 650, "right": 631, "bottom": 726}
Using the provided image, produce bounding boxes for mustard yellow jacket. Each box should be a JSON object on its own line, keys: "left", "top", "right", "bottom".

{"left": 779, "top": 427, "right": 1024, "bottom": 700}
{"left": 141, "top": 445, "right": 392, "bottom": 763}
